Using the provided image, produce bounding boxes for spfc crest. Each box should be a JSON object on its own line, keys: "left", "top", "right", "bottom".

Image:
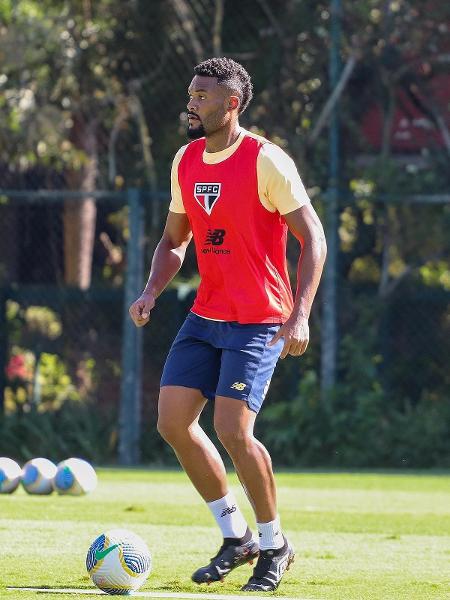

{"left": 194, "top": 183, "right": 221, "bottom": 215}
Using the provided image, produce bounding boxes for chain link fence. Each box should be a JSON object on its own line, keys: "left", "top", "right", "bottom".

{"left": 0, "top": 0, "right": 449, "bottom": 466}
{"left": 337, "top": 194, "right": 450, "bottom": 401}
{"left": 0, "top": 188, "right": 187, "bottom": 463}
{"left": 0, "top": 191, "right": 128, "bottom": 410}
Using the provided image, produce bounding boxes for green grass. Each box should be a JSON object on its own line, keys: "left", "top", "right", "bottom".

{"left": 1, "top": 469, "right": 450, "bottom": 600}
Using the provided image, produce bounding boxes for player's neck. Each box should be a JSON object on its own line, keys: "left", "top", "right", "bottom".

{"left": 204, "top": 123, "right": 241, "bottom": 153}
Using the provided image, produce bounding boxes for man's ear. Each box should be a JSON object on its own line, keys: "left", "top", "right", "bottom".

{"left": 228, "top": 96, "right": 240, "bottom": 111}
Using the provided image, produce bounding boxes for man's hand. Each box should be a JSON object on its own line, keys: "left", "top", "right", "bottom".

{"left": 129, "top": 291, "right": 156, "bottom": 327}
{"left": 267, "top": 315, "right": 309, "bottom": 359}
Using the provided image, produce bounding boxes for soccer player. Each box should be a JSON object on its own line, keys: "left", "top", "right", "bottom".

{"left": 129, "top": 57, "right": 327, "bottom": 592}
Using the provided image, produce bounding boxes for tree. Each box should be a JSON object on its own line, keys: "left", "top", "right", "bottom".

{"left": 0, "top": 0, "right": 162, "bottom": 287}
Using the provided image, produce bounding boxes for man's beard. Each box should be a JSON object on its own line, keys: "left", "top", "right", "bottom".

{"left": 187, "top": 122, "right": 206, "bottom": 139}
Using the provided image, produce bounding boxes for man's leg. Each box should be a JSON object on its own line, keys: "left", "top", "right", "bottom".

{"left": 157, "top": 385, "right": 227, "bottom": 501}
{"left": 214, "top": 396, "right": 295, "bottom": 592}
{"left": 157, "top": 385, "right": 259, "bottom": 583}
{"left": 214, "top": 396, "right": 277, "bottom": 524}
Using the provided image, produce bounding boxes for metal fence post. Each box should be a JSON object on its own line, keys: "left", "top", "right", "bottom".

{"left": 0, "top": 288, "right": 6, "bottom": 413}
{"left": 119, "top": 188, "right": 144, "bottom": 465}
{"left": 321, "top": 0, "right": 341, "bottom": 401}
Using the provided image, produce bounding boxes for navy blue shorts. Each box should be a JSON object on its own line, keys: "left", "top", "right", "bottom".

{"left": 160, "top": 312, "right": 284, "bottom": 413}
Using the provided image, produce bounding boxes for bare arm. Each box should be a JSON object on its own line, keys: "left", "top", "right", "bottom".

{"left": 269, "top": 204, "right": 327, "bottom": 358}
{"left": 129, "top": 211, "right": 192, "bottom": 327}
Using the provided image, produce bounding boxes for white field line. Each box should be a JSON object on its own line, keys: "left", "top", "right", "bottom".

{"left": 7, "top": 587, "right": 316, "bottom": 600}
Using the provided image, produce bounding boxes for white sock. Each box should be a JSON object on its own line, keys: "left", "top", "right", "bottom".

{"left": 207, "top": 491, "right": 248, "bottom": 539}
{"left": 257, "top": 515, "right": 284, "bottom": 550}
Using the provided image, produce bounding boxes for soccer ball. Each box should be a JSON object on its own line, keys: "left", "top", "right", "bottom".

{"left": 0, "top": 457, "right": 22, "bottom": 494}
{"left": 86, "top": 529, "right": 152, "bottom": 595}
{"left": 53, "top": 458, "right": 97, "bottom": 496}
{"left": 22, "top": 457, "right": 57, "bottom": 495}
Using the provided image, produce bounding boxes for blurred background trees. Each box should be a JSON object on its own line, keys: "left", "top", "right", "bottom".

{"left": 0, "top": 0, "right": 449, "bottom": 466}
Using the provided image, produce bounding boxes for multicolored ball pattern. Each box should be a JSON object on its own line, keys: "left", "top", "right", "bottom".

{"left": 86, "top": 529, "right": 151, "bottom": 595}
{"left": 22, "top": 457, "right": 57, "bottom": 495}
{"left": 53, "top": 458, "right": 97, "bottom": 495}
{"left": 0, "top": 457, "right": 22, "bottom": 494}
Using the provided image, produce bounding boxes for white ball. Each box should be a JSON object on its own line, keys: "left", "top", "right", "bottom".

{"left": 86, "top": 529, "right": 152, "bottom": 595}
{"left": 0, "top": 457, "right": 22, "bottom": 494}
{"left": 53, "top": 458, "right": 97, "bottom": 496}
{"left": 22, "top": 457, "right": 57, "bottom": 495}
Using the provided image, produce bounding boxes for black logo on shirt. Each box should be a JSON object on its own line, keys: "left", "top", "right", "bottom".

{"left": 202, "top": 229, "right": 230, "bottom": 254}
{"left": 205, "top": 229, "right": 226, "bottom": 246}
{"left": 194, "top": 182, "right": 221, "bottom": 215}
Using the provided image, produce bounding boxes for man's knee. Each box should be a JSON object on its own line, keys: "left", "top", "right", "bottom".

{"left": 214, "top": 420, "right": 251, "bottom": 453}
{"left": 156, "top": 414, "right": 178, "bottom": 444}
{"left": 157, "top": 395, "right": 184, "bottom": 445}
{"left": 157, "top": 386, "right": 203, "bottom": 445}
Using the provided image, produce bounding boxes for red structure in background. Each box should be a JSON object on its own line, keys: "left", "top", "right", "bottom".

{"left": 361, "top": 72, "right": 450, "bottom": 152}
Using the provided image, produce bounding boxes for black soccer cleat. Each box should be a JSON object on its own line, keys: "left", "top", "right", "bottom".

{"left": 241, "top": 536, "right": 295, "bottom": 592}
{"left": 191, "top": 535, "right": 259, "bottom": 585}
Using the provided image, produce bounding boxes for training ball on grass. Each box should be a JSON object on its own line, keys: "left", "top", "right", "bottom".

{"left": 86, "top": 529, "right": 152, "bottom": 595}
{"left": 0, "top": 457, "right": 22, "bottom": 494}
{"left": 22, "top": 457, "right": 57, "bottom": 495}
{"left": 53, "top": 457, "right": 97, "bottom": 496}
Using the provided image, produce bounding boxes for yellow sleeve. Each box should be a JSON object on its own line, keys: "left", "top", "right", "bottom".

{"left": 257, "top": 143, "right": 310, "bottom": 214}
{"left": 169, "top": 145, "right": 188, "bottom": 213}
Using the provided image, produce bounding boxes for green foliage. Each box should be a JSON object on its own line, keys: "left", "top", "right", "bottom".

{"left": 7, "top": 301, "right": 62, "bottom": 348}
{"left": 259, "top": 365, "right": 450, "bottom": 469}
{"left": 0, "top": 401, "right": 115, "bottom": 463}
{"left": 0, "top": 0, "right": 449, "bottom": 469}
{"left": 5, "top": 349, "right": 84, "bottom": 413}
{"left": 36, "top": 352, "right": 83, "bottom": 407}
{"left": 258, "top": 369, "right": 333, "bottom": 466}
{"left": 257, "top": 285, "right": 450, "bottom": 469}
{"left": 5, "top": 301, "right": 80, "bottom": 412}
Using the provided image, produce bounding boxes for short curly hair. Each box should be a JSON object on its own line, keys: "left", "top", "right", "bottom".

{"left": 193, "top": 57, "right": 253, "bottom": 114}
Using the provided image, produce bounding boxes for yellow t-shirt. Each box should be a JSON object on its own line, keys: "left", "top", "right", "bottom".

{"left": 169, "top": 128, "right": 310, "bottom": 215}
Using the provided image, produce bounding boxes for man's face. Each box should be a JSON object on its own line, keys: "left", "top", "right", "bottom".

{"left": 186, "top": 75, "right": 231, "bottom": 140}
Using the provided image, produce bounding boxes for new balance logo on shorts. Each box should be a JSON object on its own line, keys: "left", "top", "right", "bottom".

{"left": 231, "top": 382, "right": 247, "bottom": 391}
{"left": 220, "top": 505, "right": 237, "bottom": 517}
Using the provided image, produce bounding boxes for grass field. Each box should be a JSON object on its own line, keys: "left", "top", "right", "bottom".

{"left": 1, "top": 469, "right": 449, "bottom": 600}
